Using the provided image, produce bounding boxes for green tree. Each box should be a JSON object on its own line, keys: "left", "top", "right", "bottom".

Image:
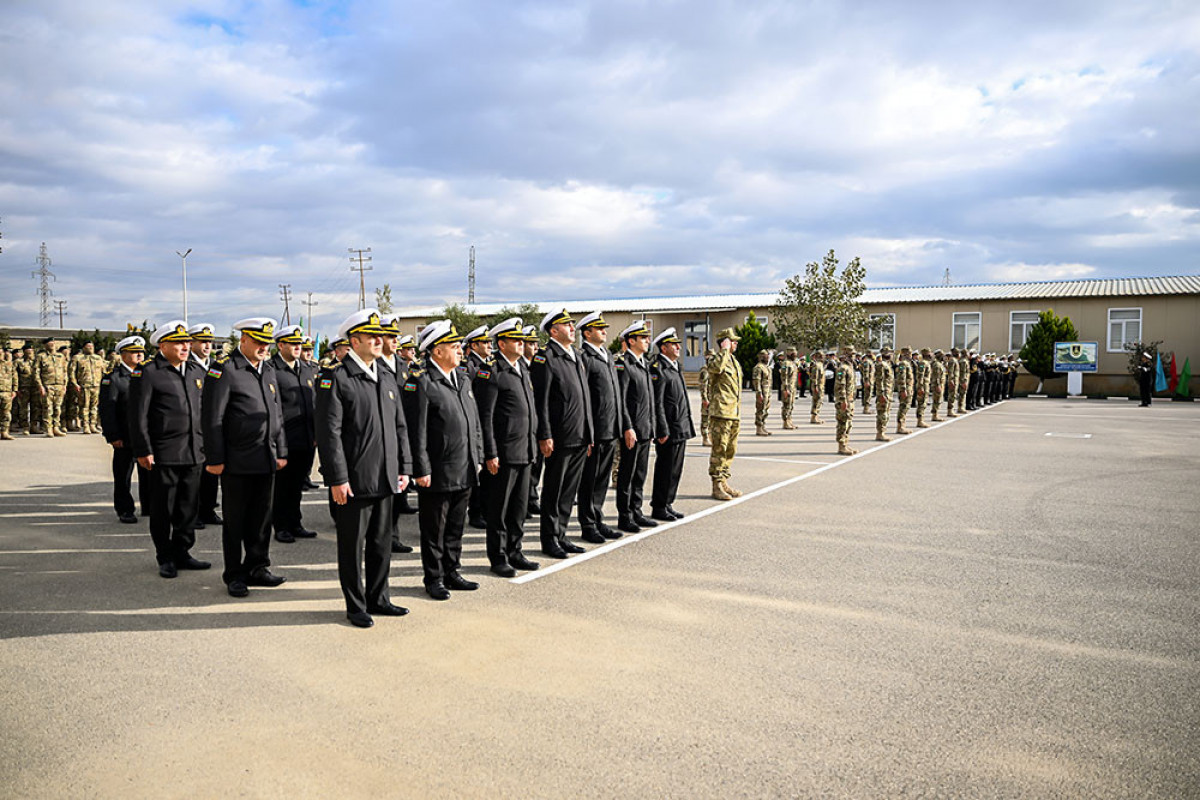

{"left": 774, "top": 249, "right": 882, "bottom": 350}
{"left": 428, "top": 303, "right": 482, "bottom": 335}
{"left": 375, "top": 284, "right": 394, "bottom": 314}
{"left": 1018, "top": 309, "right": 1080, "bottom": 390}
{"left": 69, "top": 329, "right": 117, "bottom": 356}
{"left": 734, "top": 312, "right": 776, "bottom": 387}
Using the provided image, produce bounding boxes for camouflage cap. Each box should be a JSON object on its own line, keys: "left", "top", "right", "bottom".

{"left": 716, "top": 328, "right": 740, "bottom": 343}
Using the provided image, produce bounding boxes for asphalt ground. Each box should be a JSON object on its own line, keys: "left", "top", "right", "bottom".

{"left": 1, "top": 394, "right": 1197, "bottom": 798}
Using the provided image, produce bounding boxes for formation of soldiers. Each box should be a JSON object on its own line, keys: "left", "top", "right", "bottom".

{"left": 0, "top": 339, "right": 109, "bottom": 439}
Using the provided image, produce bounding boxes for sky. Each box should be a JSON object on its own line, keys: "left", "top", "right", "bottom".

{"left": 1, "top": 0, "right": 1198, "bottom": 338}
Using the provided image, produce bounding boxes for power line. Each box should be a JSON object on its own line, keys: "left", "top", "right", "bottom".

{"left": 468, "top": 245, "right": 476, "bottom": 304}
{"left": 304, "top": 291, "right": 319, "bottom": 331}
{"left": 279, "top": 283, "right": 293, "bottom": 325}
{"left": 348, "top": 247, "right": 373, "bottom": 310}
{"left": 32, "top": 242, "right": 56, "bottom": 326}
{"left": 53, "top": 299, "right": 68, "bottom": 328}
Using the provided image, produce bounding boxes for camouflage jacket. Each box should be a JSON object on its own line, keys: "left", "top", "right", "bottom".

{"left": 914, "top": 358, "right": 931, "bottom": 397}
{"left": 834, "top": 360, "right": 855, "bottom": 412}
{"left": 931, "top": 359, "right": 946, "bottom": 389}
{"left": 705, "top": 349, "right": 743, "bottom": 420}
{"left": 34, "top": 351, "right": 69, "bottom": 388}
{"left": 778, "top": 359, "right": 799, "bottom": 397}
{"left": 752, "top": 362, "right": 772, "bottom": 396}
{"left": 72, "top": 353, "right": 107, "bottom": 387}
{"left": 807, "top": 358, "right": 824, "bottom": 387}
{"left": 874, "top": 359, "right": 894, "bottom": 398}
{"left": 894, "top": 360, "right": 913, "bottom": 401}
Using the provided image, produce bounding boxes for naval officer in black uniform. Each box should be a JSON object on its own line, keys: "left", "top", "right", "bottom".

{"left": 188, "top": 322, "right": 223, "bottom": 529}
{"left": 649, "top": 327, "right": 695, "bottom": 521}
{"left": 99, "top": 335, "right": 150, "bottom": 524}
{"left": 128, "top": 320, "right": 209, "bottom": 578}
{"left": 377, "top": 318, "right": 417, "bottom": 553}
{"left": 529, "top": 309, "right": 594, "bottom": 558}
{"left": 317, "top": 309, "right": 413, "bottom": 627}
{"left": 462, "top": 324, "right": 493, "bottom": 530}
{"left": 269, "top": 324, "right": 318, "bottom": 543}
{"left": 403, "top": 320, "right": 484, "bottom": 600}
{"left": 473, "top": 318, "right": 540, "bottom": 576}
{"left": 576, "top": 311, "right": 625, "bottom": 543}
{"left": 615, "top": 320, "right": 658, "bottom": 533}
{"left": 203, "top": 317, "right": 289, "bottom": 598}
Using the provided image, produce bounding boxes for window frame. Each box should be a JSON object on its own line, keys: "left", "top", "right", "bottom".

{"left": 868, "top": 313, "right": 896, "bottom": 350}
{"left": 1106, "top": 307, "right": 1142, "bottom": 353}
{"left": 952, "top": 312, "right": 982, "bottom": 352}
{"left": 1008, "top": 310, "right": 1041, "bottom": 352}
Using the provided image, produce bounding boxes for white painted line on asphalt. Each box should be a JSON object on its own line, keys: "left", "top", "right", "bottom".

{"left": 0, "top": 548, "right": 148, "bottom": 555}
{"left": 512, "top": 401, "right": 1005, "bottom": 584}
{"left": 992, "top": 410, "right": 1196, "bottom": 420}
{"left": 687, "top": 453, "right": 833, "bottom": 466}
{"left": 1045, "top": 432, "right": 1092, "bottom": 438}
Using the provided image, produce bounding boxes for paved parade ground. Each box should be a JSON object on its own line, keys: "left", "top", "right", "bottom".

{"left": 1, "top": 395, "right": 1198, "bottom": 798}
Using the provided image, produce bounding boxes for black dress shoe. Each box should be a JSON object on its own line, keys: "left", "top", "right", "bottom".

{"left": 158, "top": 561, "right": 178, "bottom": 579}
{"left": 391, "top": 540, "right": 414, "bottom": 554}
{"left": 490, "top": 562, "right": 517, "bottom": 578}
{"left": 194, "top": 520, "right": 206, "bottom": 530}
{"left": 632, "top": 513, "right": 659, "bottom": 528}
{"left": 541, "top": 547, "right": 569, "bottom": 559}
{"left": 347, "top": 611, "right": 374, "bottom": 628}
{"left": 274, "top": 529, "right": 296, "bottom": 544}
{"left": 396, "top": 500, "right": 418, "bottom": 515}
{"left": 292, "top": 527, "right": 317, "bottom": 539}
{"left": 468, "top": 516, "right": 487, "bottom": 530}
{"left": 177, "top": 555, "right": 211, "bottom": 570}
{"left": 666, "top": 506, "right": 685, "bottom": 519}
{"left": 528, "top": 500, "right": 542, "bottom": 515}
{"left": 597, "top": 523, "right": 621, "bottom": 540}
{"left": 560, "top": 539, "right": 585, "bottom": 554}
{"left": 509, "top": 553, "right": 540, "bottom": 571}
{"left": 617, "top": 519, "right": 641, "bottom": 534}
{"left": 580, "top": 529, "right": 606, "bottom": 544}
{"left": 200, "top": 513, "right": 223, "bottom": 525}
{"left": 366, "top": 602, "right": 410, "bottom": 617}
{"left": 425, "top": 581, "right": 451, "bottom": 600}
{"left": 246, "top": 570, "right": 286, "bottom": 587}
{"left": 227, "top": 580, "right": 249, "bottom": 598}
{"left": 118, "top": 513, "right": 138, "bottom": 524}
{"left": 650, "top": 508, "right": 675, "bottom": 523}
{"left": 302, "top": 479, "right": 320, "bottom": 491}
{"left": 445, "top": 572, "right": 479, "bottom": 591}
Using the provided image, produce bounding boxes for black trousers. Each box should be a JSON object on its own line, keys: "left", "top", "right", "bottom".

{"left": 1139, "top": 377, "right": 1153, "bottom": 405}
{"left": 468, "top": 467, "right": 490, "bottom": 521}
{"left": 220, "top": 472, "right": 275, "bottom": 584}
{"left": 418, "top": 487, "right": 471, "bottom": 584}
{"left": 528, "top": 451, "right": 544, "bottom": 507}
{"left": 487, "top": 462, "right": 531, "bottom": 566}
{"left": 577, "top": 438, "right": 616, "bottom": 534}
{"left": 651, "top": 439, "right": 687, "bottom": 512}
{"left": 615, "top": 438, "right": 651, "bottom": 521}
{"left": 148, "top": 464, "right": 201, "bottom": 566}
{"left": 334, "top": 493, "right": 393, "bottom": 615}
{"left": 539, "top": 443, "right": 588, "bottom": 548}
{"left": 111, "top": 445, "right": 152, "bottom": 517}
{"left": 272, "top": 446, "right": 314, "bottom": 534}
{"left": 199, "top": 468, "right": 220, "bottom": 520}
{"left": 390, "top": 488, "right": 415, "bottom": 546}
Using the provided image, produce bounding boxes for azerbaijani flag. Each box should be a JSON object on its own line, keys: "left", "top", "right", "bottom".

{"left": 1155, "top": 353, "right": 1168, "bottom": 392}
{"left": 1177, "top": 358, "right": 1192, "bottom": 398}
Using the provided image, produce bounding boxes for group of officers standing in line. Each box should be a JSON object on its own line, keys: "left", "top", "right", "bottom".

{"left": 0, "top": 339, "right": 112, "bottom": 440}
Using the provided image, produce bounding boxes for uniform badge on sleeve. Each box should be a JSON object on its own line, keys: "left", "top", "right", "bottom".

{"left": 130, "top": 369, "right": 142, "bottom": 378}
{"left": 404, "top": 381, "right": 417, "bottom": 392}
{"left": 319, "top": 378, "right": 333, "bottom": 390}
{"left": 207, "top": 367, "right": 222, "bottom": 379}
{"left": 533, "top": 354, "right": 546, "bottom": 364}
{"left": 196, "top": 378, "right": 203, "bottom": 389}
{"left": 476, "top": 369, "right": 491, "bottom": 380}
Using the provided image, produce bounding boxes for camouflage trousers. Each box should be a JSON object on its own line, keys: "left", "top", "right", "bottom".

{"left": 0, "top": 394, "right": 11, "bottom": 434}
{"left": 780, "top": 393, "right": 794, "bottom": 426}
{"left": 915, "top": 391, "right": 927, "bottom": 423}
{"left": 755, "top": 395, "right": 770, "bottom": 429}
{"left": 15, "top": 388, "right": 40, "bottom": 431}
{"left": 896, "top": 396, "right": 910, "bottom": 429}
{"left": 700, "top": 404, "right": 709, "bottom": 440}
{"left": 836, "top": 408, "right": 853, "bottom": 446}
{"left": 931, "top": 386, "right": 943, "bottom": 416}
{"left": 958, "top": 380, "right": 968, "bottom": 413}
{"left": 861, "top": 383, "right": 872, "bottom": 413}
{"left": 41, "top": 385, "right": 65, "bottom": 432}
{"left": 810, "top": 390, "right": 822, "bottom": 417}
{"left": 708, "top": 417, "right": 740, "bottom": 480}
{"left": 875, "top": 395, "right": 891, "bottom": 434}
{"left": 78, "top": 385, "right": 100, "bottom": 429}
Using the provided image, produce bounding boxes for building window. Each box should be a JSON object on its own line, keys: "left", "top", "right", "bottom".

{"left": 746, "top": 313, "right": 769, "bottom": 329}
{"left": 684, "top": 321, "right": 708, "bottom": 359}
{"left": 869, "top": 313, "right": 895, "bottom": 350}
{"left": 1108, "top": 308, "right": 1142, "bottom": 352}
{"left": 952, "top": 312, "right": 981, "bottom": 351}
{"left": 1009, "top": 311, "right": 1040, "bottom": 351}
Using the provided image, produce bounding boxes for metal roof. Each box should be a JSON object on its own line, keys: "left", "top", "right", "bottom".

{"left": 393, "top": 275, "right": 1200, "bottom": 317}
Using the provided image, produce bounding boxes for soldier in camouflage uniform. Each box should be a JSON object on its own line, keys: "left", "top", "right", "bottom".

{"left": 14, "top": 345, "right": 38, "bottom": 434}
{"left": 957, "top": 350, "right": 970, "bottom": 414}
{"left": 834, "top": 346, "right": 857, "bottom": 455}
{"left": 34, "top": 338, "right": 69, "bottom": 437}
{"left": 778, "top": 347, "right": 799, "bottom": 429}
{"left": 944, "top": 348, "right": 960, "bottom": 418}
{"left": 707, "top": 328, "right": 744, "bottom": 501}
{"left": 0, "top": 350, "right": 16, "bottom": 440}
{"left": 893, "top": 346, "right": 914, "bottom": 435}
{"left": 874, "top": 347, "right": 894, "bottom": 442}
{"left": 698, "top": 350, "right": 713, "bottom": 446}
{"left": 914, "top": 348, "right": 932, "bottom": 428}
{"left": 57, "top": 346, "right": 77, "bottom": 431}
{"left": 808, "top": 351, "right": 824, "bottom": 424}
{"left": 858, "top": 351, "right": 874, "bottom": 414}
{"left": 71, "top": 342, "right": 107, "bottom": 434}
{"left": 753, "top": 350, "right": 772, "bottom": 436}
{"left": 930, "top": 349, "right": 947, "bottom": 421}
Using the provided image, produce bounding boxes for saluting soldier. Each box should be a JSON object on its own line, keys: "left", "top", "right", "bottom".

{"left": 530, "top": 310, "right": 594, "bottom": 556}
{"left": 915, "top": 348, "right": 932, "bottom": 428}
{"left": 34, "top": 338, "right": 69, "bottom": 437}
{"left": 707, "top": 328, "right": 744, "bottom": 501}
{"left": 874, "top": 347, "right": 895, "bottom": 442}
{"left": 893, "top": 346, "right": 914, "bottom": 435}
{"left": 0, "top": 349, "right": 16, "bottom": 440}
{"left": 318, "top": 309, "right": 413, "bottom": 627}
{"left": 474, "top": 317, "right": 540, "bottom": 576}
{"left": 576, "top": 311, "right": 625, "bottom": 543}
{"left": 129, "top": 321, "right": 209, "bottom": 578}
{"left": 462, "top": 325, "right": 493, "bottom": 531}
{"left": 753, "top": 350, "right": 772, "bottom": 436}
{"left": 778, "top": 347, "right": 799, "bottom": 430}
{"left": 270, "top": 324, "right": 319, "bottom": 544}
{"left": 835, "top": 346, "right": 857, "bottom": 455}
{"left": 403, "top": 320, "right": 483, "bottom": 599}
{"left": 650, "top": 328, "right": 694, "bottom": 521}
{"left": 615, "top": 320, "right": 657, "bottom": 533}
{"left": 697, "top": 350, "right": 713, "bottom": 445}
{"left": 99, "top": 336, "right": 151, "bottom": 522}
{"left": 930, "top": 350, "right": 947, "bottom": 422}
{"left": 189, "top": 323, "right": 224, "bottom": 530}
{"left": 70, "top": 342, "right": 106, "bottom": 434}
{"left": 808, "top": 351, "right": 825, "bottom": 424}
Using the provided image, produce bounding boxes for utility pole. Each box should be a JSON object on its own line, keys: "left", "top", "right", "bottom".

{"left": 468, "top": 245, "right": 476, "bottom": 304}
{"left": 176, "top": 248, "right": 192, "bottom": 324}
{"left": 305, "top": 292, "right": 319, "bottom": 332}
{"left": 0, "top": 216, "right": 5, "bottom": 254}
{"left": 348, "top": 247, "right": 373, "bottom": 310}
{"left": 32, "top": 242, "right": 55, "bottom": 327}
{"left": 942, "top": 268, "right": 952, "bottom": 286}
{"left": 279, "top": 283, "right": 293, "bottom": 325}
{"left": 54, "top": 299, "right": 68, "bottom": 328}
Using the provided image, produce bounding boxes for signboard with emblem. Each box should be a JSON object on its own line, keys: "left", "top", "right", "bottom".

{"left": 1054, "top": 340, "right": 1098, "bottom": 397}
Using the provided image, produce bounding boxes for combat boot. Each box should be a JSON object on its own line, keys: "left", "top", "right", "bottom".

{"left": 837, "top": 444, "right": 857, "bottom": 455}
{"left": 917, "top": 420, "right": 930, "bottom": 428}
{"left": 711, "top": 480, "right": 733, "bottom": 501}
{"left": 755, "top": 426, "right": 772, "bottom": 436}
{"left": 721, "top": 479, "right": 743, "bottom": 498}
{"left": 896, "top": 426, "right": 911, "bottom": 435}
{"left": 0, "top": 431, "right": 13, "bottom": 441}
{"left": 54, "top": 428, "right": 67, "bottom": 437}
{"left": 45, "top": 429, "right": 55, "bottom": 438}
{"left": 876, "top": 429, "right": 891, "bottom": 442}
{"left": 932, "top": 412, "right": 941, "bottom": 422}
{"left": 810, "top": 414, "right": 824, "bottom": 425}
{"left": 702, "top": 433, "right": 711, "bottom": 446}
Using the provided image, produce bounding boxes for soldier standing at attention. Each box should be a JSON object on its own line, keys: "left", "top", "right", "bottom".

{"left": 859, "top": 351, "right": 874, "bottom": 415}
{"left": 614, "top": 320, "right": 657, "bottom": 533}
{"left": 521, "top": 325, "right": 544, "bottom": 518}
{"left": 944, "top": 348, "right": 960, "bottom": 418}
{"left": 391, "top": 333, "right": 420, "bottom": 522}
{"left": 808, "top": 350, "right": 825, "bottom": 424}
{"left": 576, "top": 311, "right": 625, "bottom": 543}
{"left": 70, "top": 342, "right": 106, "bottom": 434}
{"left": 129, "top": 321, "right": 210, "bottom": 578}
{"left": 15, "top": 345, "right": 37, "bottom": 434}
{"left": 893, "top": 346, "right": 914, "bottom": 435}
{"left": 188, "top": 323, "right": 224, "bottom": 530}
{"left": 778, "top": 347, "right": 799, "bottom": 430}
{"left": 753, "top": 350, "right": 773, "bottom": 436}
{"left": 957, "top": 350, "right": 970, "bottom": 415}
{"left": 375, "top": 316, "right": 416, "bottom": 553}
{"left": 649, "top": 328, "right": 694, "bottom": 521}
{"left": 707, "top": 328, "right": 743, "bottom": 501}
{"left": 270, "top": 324, "right": 319, "bottom": 544}
{"left": 462, "top": 325, "right": 493, "bottom": 531}
{"left": 915, "top": 348, "right": 932, "bottom": 428}
{"left": 0, "top": 349, "right": 15, "bottom": 440}
{"left": 834, "top": 346, "right": 857, "bottom": 455}
{"left": 99, "top": 335, "right": 150, "bottom": 522}
{"left": 34, "top": 338, "right": 69, "bottom": 437}
{"left": 698, "top": 350, "right": 713, "bottom": 446}
{"left": 874, "top": 347, "right": 895, "bottom": 442}
{"left": 930, "top": 350, "right": 947, "bottom": 422}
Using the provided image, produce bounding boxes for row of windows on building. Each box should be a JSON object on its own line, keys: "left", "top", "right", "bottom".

{"left": 867, "top": 308, "right": 1143, "bottom": 353}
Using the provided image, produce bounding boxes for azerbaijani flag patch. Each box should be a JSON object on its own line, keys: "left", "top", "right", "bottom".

{"left": 476, "top": 369, "right": 491, "bottom": 380}
{"left": 207, "top": 368, "right": 222, "bottom": 378}
{"left": 404, "top": 381, "right": 417, "bottom": 392}
{"left": 319, "top": 378, "right": 333, "bottom": 390}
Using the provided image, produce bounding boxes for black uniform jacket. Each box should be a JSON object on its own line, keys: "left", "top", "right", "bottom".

{"left": 474, "top": 355, "right": 537, "bottom": 466}
{"left": 270, "top": 353, "right": 317, "bottom": 453}
{"left": 651, "top": 356, "right": 696, "bottom": 442}
{"left": 99, "top": 363, "right": 134, "bottom": 444}
{"left": 580, "top": 342, "right": 625, "bottom": 443}
{"left": 617, "top": 352, "right": 656, "bottom": 441}
{"left": 316, "top": 356, "right": 413, "bottom": 498}
{"left": 402, "top": 362, "right": 483, "bottom": 492}
{"left": 463, "top": 350, "right": 488, "bottom": 382}
{"left": 128, "top": 353, "right": 205, "bottom": 466}
{"left": 530, "top": 340, "right": 594, "bottom": 447}
{"left": 202, "top": 348, "right": 288, "bottom": 474}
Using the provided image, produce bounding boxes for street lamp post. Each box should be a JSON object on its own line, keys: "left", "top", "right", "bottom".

{"left": 176, "top": 248, "right": 192, "bottom": 324}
